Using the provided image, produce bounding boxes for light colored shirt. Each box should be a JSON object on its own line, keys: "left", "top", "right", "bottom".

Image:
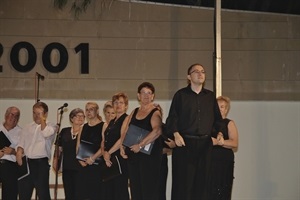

{"left": 0, "top": 123, "right": 22, "bottom": 162}
{"left": 17, "top": 121, "right": 57, "bottom": 160}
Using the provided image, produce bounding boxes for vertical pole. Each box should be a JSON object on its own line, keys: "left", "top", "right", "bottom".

{"left": 215, "top": 0, "right": 222, "bottom": 97}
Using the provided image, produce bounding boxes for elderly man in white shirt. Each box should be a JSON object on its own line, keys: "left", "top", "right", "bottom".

{"left": 16, "top": 102, "right": 57, "bottom": 200}
{"left": 0, "top": 106, "right": 22, "bottom": 200}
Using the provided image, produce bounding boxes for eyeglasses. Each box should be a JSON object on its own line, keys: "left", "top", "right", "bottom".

{"left": 113, "top": 101, "right": 125, "bottom": 105}
{"left": 74, "top": 114, "right": 85, "bottom": 118}
{"left": 140, "top": 91, "right": 153, "bottom": 95}
{"left": 189, "top": 69, "right": 206, "bottom": 75}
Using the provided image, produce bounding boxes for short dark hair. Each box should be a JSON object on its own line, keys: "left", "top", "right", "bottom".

{"left": 137, "top": 82, "right": 155, "bottom": 94}
{"left": 33, "top": 102, "right": 48, "bottom": 113}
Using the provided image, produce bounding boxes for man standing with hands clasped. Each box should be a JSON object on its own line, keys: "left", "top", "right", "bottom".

{"left": 166, "top": 63, "right": 222, "bottom": 200}
{"left": 16, "top": 102, "right": 57, "bottom": 200}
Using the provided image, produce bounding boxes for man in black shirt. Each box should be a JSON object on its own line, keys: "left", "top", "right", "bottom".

{"left": 166, "top": 63, "right": 222, "bottom": 200}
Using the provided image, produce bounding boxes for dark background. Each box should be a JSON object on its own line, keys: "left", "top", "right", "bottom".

{"left": 141, "top": 0, "right": 300, "bottom": 15}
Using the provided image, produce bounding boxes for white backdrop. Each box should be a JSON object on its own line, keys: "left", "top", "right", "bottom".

{"left": 0, "top": 99, "right": 299, "bottom": 200}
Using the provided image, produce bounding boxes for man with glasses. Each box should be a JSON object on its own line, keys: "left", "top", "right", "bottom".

{"left": 166, "top": 63, "right": 222, "bottom": 200}
{"left": 0, "top": 106, "right": 22, "bottom": 200}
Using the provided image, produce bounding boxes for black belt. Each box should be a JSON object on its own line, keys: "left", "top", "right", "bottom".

{"left": 0, "top": 159, "right": 15, "bottom": 164}
{"left": 183, "top": 134, "right": 209, "bottom": 140}
{"left": 27, "top": 157, "right": 48, "bottom": 162}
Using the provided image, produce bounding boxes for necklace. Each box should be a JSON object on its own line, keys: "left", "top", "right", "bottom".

{"left": 71, "top": 128, "right": 79, "bottom": 140}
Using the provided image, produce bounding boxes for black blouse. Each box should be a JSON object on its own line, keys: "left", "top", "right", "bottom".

{"left": 58, "top": 127, "right": 81, "bottom": 170}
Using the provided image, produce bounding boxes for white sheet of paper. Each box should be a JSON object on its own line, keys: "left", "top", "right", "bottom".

{"left": 144, "top": 143, "right": 151, "bottom": 151}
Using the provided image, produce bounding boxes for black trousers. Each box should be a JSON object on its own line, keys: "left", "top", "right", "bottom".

{"left": 101, "top": 172, "right": 130, "bottom": 200}
{"left": 171, "top": 136, "right": 212, "bottom": 200}
{"left": 102, "top": 155, "right": 130, "bottom": 200}
{"left": 127, "top": 151, "right": 162, "bottom": 200}
{"left": 18, "top": 158, "right": 51, "bottom": 200}
{"left": 62, "top": 169, "right": 79, "bottom": 200}
{"left": 158, "top": 154, "right": 168, "bottom": 200}
{"left": 75, "top": 164, "right": 102, "bottom": 200}
{"left": 0, "top": 160, "right": 18, "bottom": 200}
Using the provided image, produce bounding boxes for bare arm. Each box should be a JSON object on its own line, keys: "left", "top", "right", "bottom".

{"left": 119, "top": 115, "right": 131, "bottom": 159}
{"left": 131, "top": 110, "right": 162, "bottom": 153}
{"left": 218, "top": 120, "right": 238, "bottom": 149}
{"left": 16, "top": 147, "right": 24, "bottom": 166}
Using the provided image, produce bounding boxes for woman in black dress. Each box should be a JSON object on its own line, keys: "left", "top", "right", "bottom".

{"left": 102, "top": 92, "right": 130, "bottom": 200}
{"left": 120, "top": 82, "right": 163, "bottom": 200}
{"left": 75, "top": 102, "right": 107, "bottom": 200}
{"left": 210, "top": 96, "right": 239, "bottom": 200}
{"left": 53, "top": 108, "right": 85, "bottom": 200}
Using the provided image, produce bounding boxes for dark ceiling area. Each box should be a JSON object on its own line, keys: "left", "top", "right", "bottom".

{"left": 141, "top": 0, "right": 300, "bottom": 15}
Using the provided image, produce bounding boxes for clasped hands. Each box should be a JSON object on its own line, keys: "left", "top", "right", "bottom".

{"left": 216, "top": 132, "right": 224, "bottom": 146}
{"left": 79, "top": 156, "right": 95, "bottom": 167}
{"left": 174, "top": 132, "right": 225, "bottom": 147}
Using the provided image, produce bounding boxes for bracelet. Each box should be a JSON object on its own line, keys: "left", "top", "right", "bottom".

{"left": 89, "top": 156, "right": 95, "bottom": 162}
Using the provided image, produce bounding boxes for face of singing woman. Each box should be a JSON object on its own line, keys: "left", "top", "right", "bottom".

{"left": 113, "top": 97, "right": 127, "bottom": 115}
{"left": 71, "top": 113, "right": 85, "bottom": 125}
{"left": 104, "top": 106, "right": 116, "bottom": 122}
{"left": 85, "top": 105, "right": 98, "bottom": 120}
{"left": 138, "top": 87, "right": 154, "bottom": 104}
{"left": 218, "top": 100, "right": 228, "bottom": 119}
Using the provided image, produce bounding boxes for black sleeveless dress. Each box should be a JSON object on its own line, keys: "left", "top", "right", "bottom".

{"left": 102, "top": 113, "right": 130, "bottom": 200}
{"left": 210, "top": 118, "right": 235, "bottom": 200}
{"left": 127, "top": 107, "right": 163, "bottom": 200}
{"left": 75, "top": 122, "right": 104, "bottom": 200}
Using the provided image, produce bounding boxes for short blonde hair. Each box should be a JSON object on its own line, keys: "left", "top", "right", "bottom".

{"left": 103, "top": 101, "right": 113, "bottom": 113}
{"left": 217, "top": 96, "right": 231, "bottom": 115}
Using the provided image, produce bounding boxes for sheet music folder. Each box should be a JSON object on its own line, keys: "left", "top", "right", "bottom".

{"left": 76, "top": 140, "right": 102, "bottom": 165}
{"left": 0, "top": 131, "right": 11, "bottom": 149}
{"left": 122, "top": 124, "right": 154, "bottom": 155}
{"left": 18, "top": 156, "right": 30, "bottom": 180}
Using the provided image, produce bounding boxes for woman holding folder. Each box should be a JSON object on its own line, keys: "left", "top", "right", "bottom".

{"left": 120, "top": 82, "right": 163, "bottom": 200}
{"left": 75, "top": 102, "right": 107, "bottom": 200}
